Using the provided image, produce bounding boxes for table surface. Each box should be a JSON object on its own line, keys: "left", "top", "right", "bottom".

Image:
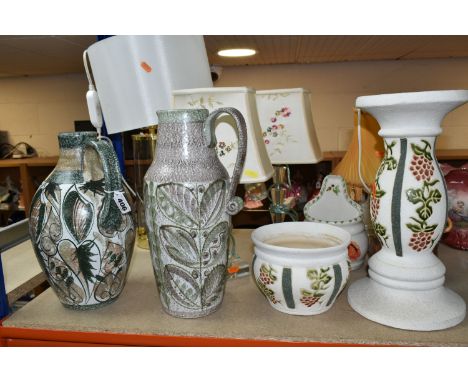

{"left": 2, "top": 229, "right": 468, "bottom": 346}
{"left": 2, "top": 240, "right": 46, "bottom": 304}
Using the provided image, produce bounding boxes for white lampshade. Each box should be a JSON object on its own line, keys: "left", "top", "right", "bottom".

{"left": 256, "top": 88, "right": 323, "bottom": 164}
{"left": 172, "top": 87, "right": 274, "bottom": 184}
{"left": 85, "top": 35, "right": 213, "bottom": 134}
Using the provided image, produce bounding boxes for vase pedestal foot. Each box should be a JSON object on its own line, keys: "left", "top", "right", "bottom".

{"left": 348, "top": 277, "right": 466, "bottom": 331}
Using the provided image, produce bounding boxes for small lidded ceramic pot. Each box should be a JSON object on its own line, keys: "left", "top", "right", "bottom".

{"left": 251, "top": 222, "right": 350, "bottom": 315}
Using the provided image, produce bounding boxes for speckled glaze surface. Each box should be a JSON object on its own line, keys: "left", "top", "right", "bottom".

{"left": 144, "top": 108, "right": 247, "bottom": 318}
{"left": 29, "top": 132, "right": 135, "bottom": 310}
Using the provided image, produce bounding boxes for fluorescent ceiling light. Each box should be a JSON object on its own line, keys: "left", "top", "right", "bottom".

{"left": 217, "top": 48, "right": 256, "bottom": 57}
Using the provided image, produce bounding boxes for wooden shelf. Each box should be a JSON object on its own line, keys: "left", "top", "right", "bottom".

{"left": 2, "top": 149, "right": 468, "bottom": 220}
{"left": 1, "top": 230, "right": 467, "bottom": 346}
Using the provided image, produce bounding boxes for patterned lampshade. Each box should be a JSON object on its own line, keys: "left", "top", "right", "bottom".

{"left": 172, "top": 87, "right": 274, "bottom": 184}
{"left": 255, "top": 88, "right": 323, "bottom": 164}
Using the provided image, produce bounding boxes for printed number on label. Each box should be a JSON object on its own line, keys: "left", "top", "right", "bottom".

{"left": 113, "top": 192, "right": 131, "bottom": 214}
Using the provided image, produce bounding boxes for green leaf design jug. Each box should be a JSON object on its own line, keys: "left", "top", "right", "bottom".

{"left": 29, "top": 132, "right": 135, "bottom": 310}
{"left": 144, "top": 108, "right": 247, "bottom": 318}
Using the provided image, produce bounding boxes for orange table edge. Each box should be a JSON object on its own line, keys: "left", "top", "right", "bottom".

{"left": 0, "top": 322, "right": 388, "bottom": 347}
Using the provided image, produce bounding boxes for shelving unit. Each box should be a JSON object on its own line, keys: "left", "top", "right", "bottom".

{"left": 3, "top": 149, "right": 468, "bottom": 222}
{"left": 0, "top": 229, "right": 467, "bottom": 346}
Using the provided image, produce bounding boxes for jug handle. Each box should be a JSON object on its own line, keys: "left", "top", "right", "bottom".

{"left": 85, "top": 138, "right": 123, "bottom": 193}
{"left": 203, "top": 107, "right": 247, "bottom": 215}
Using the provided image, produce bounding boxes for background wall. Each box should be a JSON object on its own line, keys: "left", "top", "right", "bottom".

{"left": 0, "top": 73, "right": 88, "bottom": 156}
{"left": 216, "top": 58, "right": 468, "bottom": 151}
{"left": 1, "top": 57, "right": 468, "bottom": 156}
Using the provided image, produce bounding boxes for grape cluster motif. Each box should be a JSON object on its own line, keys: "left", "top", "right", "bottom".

{"left": 405, "top": 140, "right": 441, "bottom": 253}
{"left": 256, "top": 264, "right": 280, "bottom": 304}
{"left": 409, "top": 231, "right": 434, "bottom": 252}
{"left": 409, "top": 141, "right": 435, "bottom": 182}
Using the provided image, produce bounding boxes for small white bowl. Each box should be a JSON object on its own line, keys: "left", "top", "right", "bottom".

{"left": 251, "top": 222, "right": 351, "bottom": 315}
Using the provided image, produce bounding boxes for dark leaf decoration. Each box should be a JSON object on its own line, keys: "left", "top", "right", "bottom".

{"left": 97, "top": 193, "right": 125, "bottom": 237}
{"left": 160, "top": 225, "right": 199, "bottom": 267}
{"left": 47, "top": 258, "right": 85, "bottom": 305}
{"left": 63, "top": 186, "right": 94, "bottom": 242}
{"left": 201, "top": 264, "right": 226, "bottom": 307}
{"left": 79, "top": 178, "right": 105, "bottom": 196}
{"left": 156, "top": 183, "right": 198, "bottom": 228}
{"left": 47, "top": 206, "right": 62, "bottom": 243}
{"left": 201, "top": 222, "right": 228, "bottom": 267}
{"left": 163, "top": 264, "right": 200, "bottom": 309}
{"left": 29, "top": 193, "right": 46, "bottom": 240}
{"left": 94, "top": 269, "right": 124, "bottom": 302}
{"left": 44, "top": 181, "right": 61, "bottom": 206}
{"left": 199, "top": 180, "right": 226, "bottom": 227}
{"left": 76, "top": 240, "right": 99, "bottom": 284}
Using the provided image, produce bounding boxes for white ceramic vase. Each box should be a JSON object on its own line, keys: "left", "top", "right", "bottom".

{"left": 348, "top": 90, "right": 468, "bottom": 331}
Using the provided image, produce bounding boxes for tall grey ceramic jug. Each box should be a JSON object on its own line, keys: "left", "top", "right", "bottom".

{"left": 29, "top": 132, "right": 135, "bottom": 310}
{"left": 144, "top": 108, "right": 247, "bottom": 318}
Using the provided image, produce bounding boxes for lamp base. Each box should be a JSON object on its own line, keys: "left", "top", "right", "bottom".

{"left": 348, "top": 277, "right": 466, "bottom": 331}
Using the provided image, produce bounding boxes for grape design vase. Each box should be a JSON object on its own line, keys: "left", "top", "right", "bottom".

{"left": 144, "top": 108, "right": 247, "bottom": 318}
{"left": 348, "top": 90, "right": 468, "bottom": 331}
{"left": 29, "top": 132, "right": 135, "bottom": 310}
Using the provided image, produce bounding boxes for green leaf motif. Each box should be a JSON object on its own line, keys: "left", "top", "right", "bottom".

{"left": 199, "top": 180, "right": 226, "bottom": 228}
{"left": 160, "top": 225, "right": 200, "bottom": 267}
{"left": 375, "top": 189, "right": 386, "bottom": 198}
{"left": 406, "top": 188, "right": 425, "bottom": 204}
{"left": 423, "top": 224, "right": 438, "bottom": 233}
{"left": 406, "top": 223, "right": 422, "bottom": 233}
{"left": 201, "top": 222, "right": 228, "bottom": 267}
{"left": 156, "top": 183, "right": 198, "bottom": 229}
{"left": 163, "top": 264, "right": 200, "bottom": 309}
{"left": 411, "top": 143, "right": 425, "bottom": 156}
{"left": 417, "top": 203, "right": 433, "bottom": 221}
{"left": 374, "top": 223, "right": 387, "bottom": 237}
{"left": 201, "top": 264, "right": 226, "bottom": 307}
{"left": 427, "top": 189, "right": 442, "bottom": 204}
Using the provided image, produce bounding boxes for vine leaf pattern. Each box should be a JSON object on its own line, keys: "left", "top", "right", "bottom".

{"left": 201, "top": 264, "right": 226, "bottom": 307}
{"left": 405, "top": 139, "right": 441, "bottom": 252}
{"left": 160, "top": 225, "right": 200, "bottom": 267}
{"left": 164, "top": 264, "right": 200, "bottom": 309}
{"left": 156, "top": 183, "right": 198, "bottom": 228}
{"left": 199, "top": 180, "right": 226, "bottom": 227}
{"left": 152, "top": 180, "right": 230, "bottom": 313}
{"left": 201, "top": 222, "right": 228, "bottom": 267}
{"left": 300, "top": 267, "right": 332, "bottom": 307}
{"left": 371, "top": 140, "right": 397, "bottom": 247}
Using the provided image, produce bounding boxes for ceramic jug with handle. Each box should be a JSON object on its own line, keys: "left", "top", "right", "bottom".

{"left": 144, "top": 108, "right": 247, "bottom": 318}
{"left": 29, "top": 132, "right": 135, "bottom": 310}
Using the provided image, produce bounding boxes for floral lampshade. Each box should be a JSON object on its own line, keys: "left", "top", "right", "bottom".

{"left": 255, "top": 88, "right": 323, "bottom": 164}
{"left": 172, "top": 87, "right": 274, "bottom": 184}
